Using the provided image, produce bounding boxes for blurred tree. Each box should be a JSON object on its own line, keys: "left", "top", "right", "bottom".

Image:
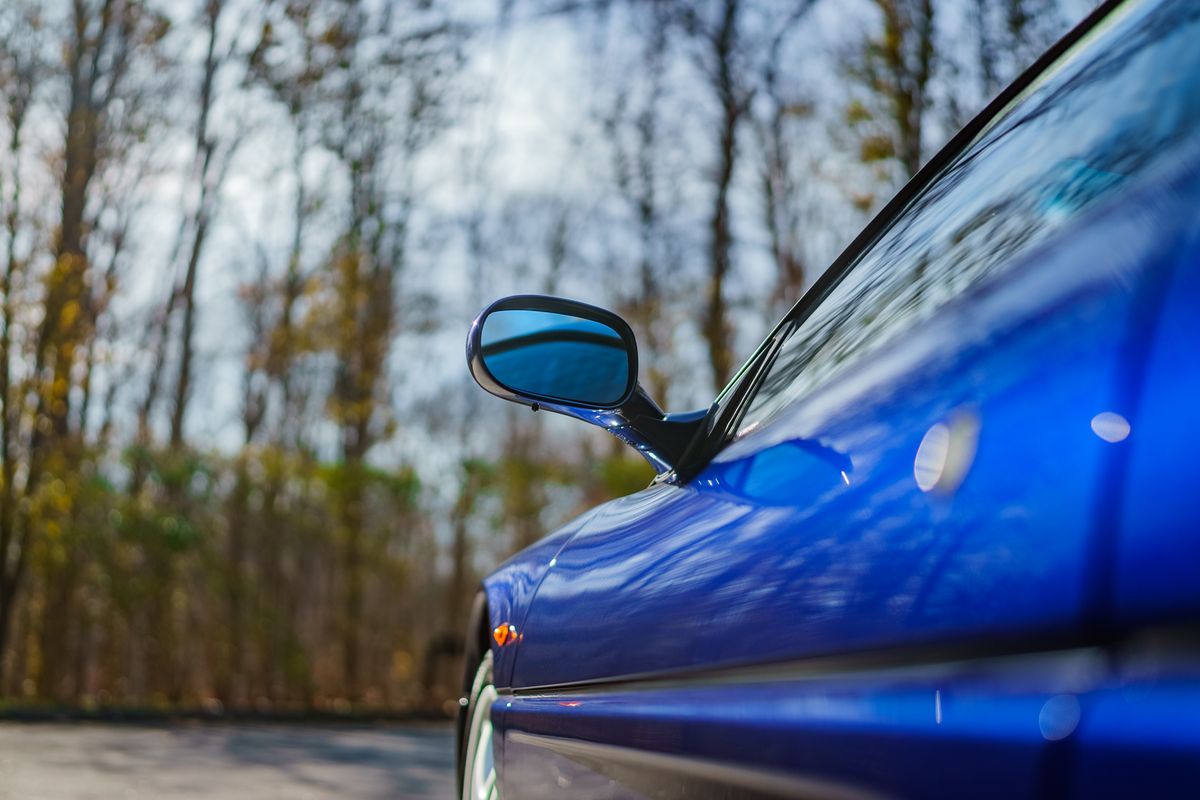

{"left": 321, "top": 0, "right": 460, "bottom": 703}
{"left": 134, "top": 0, "right": 246, "bottom": 451}
{"left": 599, "top": 2, "right": 680, "bottom": 405}
{"left": 248, "top": 0, "right": 461, "bottom": 702}
{"left": 974, "top": 0, "right": 1062, "bottom": 98}
{"left": 685, "top": 0, "right": 751, "bottom": 392}
{"left": 675, "top": 0, "right": 819, "bottom": 391}
{"left": 750, "top": 5, "right": 823, "bottom": 316}
{"left": 0, "top": 0, "right": 169, "bottom": 683}
{"left": 0, "top": 0, "right": 46, "bottom": 685}
{"left": 846, "top": 0, "right": 937, "bottom": 184}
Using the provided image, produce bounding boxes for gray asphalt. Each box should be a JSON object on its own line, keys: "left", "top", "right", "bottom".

{"left": 0, "top": 722, "right": 454, "bottom": 800}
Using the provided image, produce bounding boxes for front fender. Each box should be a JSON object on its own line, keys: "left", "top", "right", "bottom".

{"left": 459, "top": 506, "right": 608, "bottom": 796}
{"left": 480, "top": 504, "right": 608, "bottom": 689}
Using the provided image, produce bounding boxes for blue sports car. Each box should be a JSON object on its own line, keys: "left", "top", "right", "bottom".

{"left": 460, "top": 0, "right": 1200, "bottom": 796}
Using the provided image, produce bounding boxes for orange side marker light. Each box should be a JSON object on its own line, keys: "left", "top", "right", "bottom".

{"left": 493, "top": 623, "right": 519, "bottom": 647}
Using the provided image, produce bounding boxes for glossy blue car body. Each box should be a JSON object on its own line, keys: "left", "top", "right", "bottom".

{"left": 466, "top": 0, "right": 1200, "bottom": 796}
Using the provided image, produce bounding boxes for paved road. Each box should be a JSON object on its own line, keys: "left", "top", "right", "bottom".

{"left": 0, "top": 722, "right": 454, "bottom": 800}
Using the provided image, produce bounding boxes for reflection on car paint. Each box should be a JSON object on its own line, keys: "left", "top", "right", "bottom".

{"left": 913, "top": 409, "right": 979, "bottom": 495}
{"left": 1089, "top": 412, "right": 1131, "bottom": 443}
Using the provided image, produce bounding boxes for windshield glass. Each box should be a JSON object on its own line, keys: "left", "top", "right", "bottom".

{"left": 738, "top": 0, "right": 1200, "bottom": 435}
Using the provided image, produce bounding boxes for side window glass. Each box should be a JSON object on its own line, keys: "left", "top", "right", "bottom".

{"left": 739, "top": 0, "right": 1200, "bottom": 435}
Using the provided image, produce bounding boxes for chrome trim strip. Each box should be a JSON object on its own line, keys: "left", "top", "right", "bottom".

{"left": 503, "top": 625, "right": 1200, "bottom": 698}
{"left": 505, "top": 639, "right": 1112, "bottom": 698}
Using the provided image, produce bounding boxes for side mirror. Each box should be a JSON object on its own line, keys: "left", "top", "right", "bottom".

{"left": 471, "top": 296, "right": 638, "bottom": 409}
{"left": 467, "top": 295, "right": 706, "bottom": 477}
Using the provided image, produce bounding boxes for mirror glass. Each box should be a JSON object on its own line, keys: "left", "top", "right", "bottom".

{"left": 480, "top": 309, "right": 632, "bottom": 405}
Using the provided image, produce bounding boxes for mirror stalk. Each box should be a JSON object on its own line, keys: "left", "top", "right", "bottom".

{"left": 605, "top": 387, "right": 707, "bottom": 477}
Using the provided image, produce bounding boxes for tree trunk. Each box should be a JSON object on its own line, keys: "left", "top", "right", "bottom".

{"left": 702, "top": 0, "right": 742, "bottom": 393}
{"left": 169, "top": 0, "right": 224, "bottom": 448}
{"left": 340, "top": 458, "right": 365, "bottom": 702}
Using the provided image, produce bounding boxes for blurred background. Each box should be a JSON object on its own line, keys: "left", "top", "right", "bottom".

{"left": 0, "top": 0, "right": 1098, "bottom": 722}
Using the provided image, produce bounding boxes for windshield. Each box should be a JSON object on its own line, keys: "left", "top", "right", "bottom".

{"left": 737, "top": 0, "right": 1200, "bottom": 436}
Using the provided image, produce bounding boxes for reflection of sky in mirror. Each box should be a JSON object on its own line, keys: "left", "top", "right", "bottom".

{"left": 481, "top": 310, "right": 619, "bottom": 346}
{"left": 481, "top": 310, "right": 629, "bottom": 405}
